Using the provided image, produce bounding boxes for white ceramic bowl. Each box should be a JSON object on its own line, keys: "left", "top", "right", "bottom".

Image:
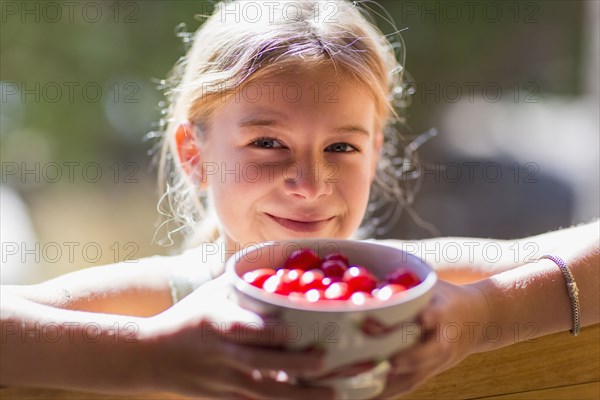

{"left": 226, "top": 238, "right": 437, "bottom": 399}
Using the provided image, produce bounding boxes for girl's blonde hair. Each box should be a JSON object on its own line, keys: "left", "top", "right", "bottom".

{"left": 155, "top": 0, "right": 418, "bottom": 249}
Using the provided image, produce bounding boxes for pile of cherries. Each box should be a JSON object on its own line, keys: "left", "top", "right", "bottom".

{"left": 242, "top": 248, "right": 421, "bottom": 304}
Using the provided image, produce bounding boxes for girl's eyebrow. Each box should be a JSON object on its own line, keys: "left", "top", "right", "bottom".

{"left": 331, "top": 125, "right": 371, "bottom": 137}
{"left": 237, "top": 109, "right": 371, "bottom": 137}
{"left": 237, "top": 110, "right": 288, "bottom": 128}
{"left": 238, "top": 119, "right": 282, "bottom": 128}
{"left": 239, "top": 121, "right": 371, "bottom": 138}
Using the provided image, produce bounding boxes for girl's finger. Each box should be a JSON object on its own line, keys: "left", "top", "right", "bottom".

{"left": 219, "top": 341, "right": 325, "bottom": 374}
{"left": 311, "top": 360, "right": 379, "bottom": 380}
{"left": 360, "top": 316, "right": 418, "bottom": 337}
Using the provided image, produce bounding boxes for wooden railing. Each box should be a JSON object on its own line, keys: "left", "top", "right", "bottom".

{"left": 2, "top": 324, "right": 598, "bottom": 399}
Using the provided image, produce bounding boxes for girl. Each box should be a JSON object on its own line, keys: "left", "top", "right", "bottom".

{"left": 1, "top": 1, "right": 598, "bottom": 399}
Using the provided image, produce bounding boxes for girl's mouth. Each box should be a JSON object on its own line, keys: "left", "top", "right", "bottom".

{"left": 266, "top": 213, "right": 334, "bottom": 233}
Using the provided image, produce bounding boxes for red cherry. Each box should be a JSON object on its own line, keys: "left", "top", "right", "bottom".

{"left": 324, "top": 282, "right": 351, "bottom": 300}
{"left": 305, "top": 289, "right": 326, "bottom": 302}
{"left": 263, "top": 275, "right": 287, "bottom": 294}
{"left": 350, "top": 291, "right": 372, "bottom": 305}
{"left": 254, "top": 251, "right": 416, "bottom": 304}
{"left": 284, "top": 248, "right": 321, "bottom": 270}
{"left": 279, "top": 268, "right": 304, "bottom": 292}
{"left": 321, "top": 259, "right": 348, "bottom": 278}
{"left": 322, "top": 252, "right": 349, "bottom": 266}
{"left": 321, "top": 276, "right": 339, "bottom": 287}
{"left": 263, "top": 272, "right": 301, "bottom": 295}
{"left": 343, "top": 266, "right": 377, "bottom": 293}
{"left": 374, "top": 284, "right": 408, "bottom": 300}
{"left": 242, "top": 268, "right": 277, "bottom": 288}
{"left": 386, "top": 268, "right": 421, "bottom": 289}
{"left": 299, "top": 270, "right": 327, "bottom": 292}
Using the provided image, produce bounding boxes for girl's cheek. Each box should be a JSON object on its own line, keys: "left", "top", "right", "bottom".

{"left": 213, "top": 161, "right": 286, "bottom": 187}
{"left": 326, "top": 158, "right": 370, "bottom": 180}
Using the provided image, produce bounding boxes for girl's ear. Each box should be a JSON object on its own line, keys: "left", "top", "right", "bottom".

{"left": 175, "top": 123, "right": 207, "bottom": 189}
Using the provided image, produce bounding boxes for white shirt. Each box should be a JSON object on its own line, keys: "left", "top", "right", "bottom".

{"left": 167, "top": 236, "right": 230, "bottom": 304}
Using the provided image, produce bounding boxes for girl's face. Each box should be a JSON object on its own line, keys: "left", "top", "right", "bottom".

{"left": 196, "top": 69, "right": 382, "bottom": 250}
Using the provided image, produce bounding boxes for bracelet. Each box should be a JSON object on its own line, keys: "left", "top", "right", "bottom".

{"left": 540, "top": 255, "right": 581, "bottom": 336}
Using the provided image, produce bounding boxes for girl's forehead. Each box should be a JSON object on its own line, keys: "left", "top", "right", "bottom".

{"left": 235, "top": 69, "right": 374, "bottom": 108}
{"left": 209, "top": 70, "right": 378, "bottom": 135}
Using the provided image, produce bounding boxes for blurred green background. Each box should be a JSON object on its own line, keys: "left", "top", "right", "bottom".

{"left": 1, "top": 0, "right": 597, "bottom": 283}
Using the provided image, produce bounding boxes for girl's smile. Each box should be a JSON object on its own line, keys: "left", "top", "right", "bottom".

{"left": 265, "top": 212, "right": 336, "bottom": 233}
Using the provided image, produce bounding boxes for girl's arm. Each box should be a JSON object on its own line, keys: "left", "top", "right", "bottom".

{"left": 473, "top": 231, "right": 600, "bottom": 350}
{"left": 0, "top": 279, "right": 332, "bottom": 398}
{"left": 380, "top": 219, "right": 599, "bottom": 283}
{"left": 0, "top": 291, "right": 152, "bottom": 392}
{"left": 381, "top": 225, "right": 599, "bottom": 396}
{"left": 1, "top": 256, "right": 180, "bottom": 317}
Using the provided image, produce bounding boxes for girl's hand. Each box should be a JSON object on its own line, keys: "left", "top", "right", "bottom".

{"left": 141, "top": 275, "right": 334, "bottom": 399}
{"left": 379, "top": 281, "right": 489, "bottom": 398}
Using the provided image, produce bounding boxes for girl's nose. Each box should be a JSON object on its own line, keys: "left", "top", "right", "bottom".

{"left": 282, "top": 160, "right": 333, "bottom": 201}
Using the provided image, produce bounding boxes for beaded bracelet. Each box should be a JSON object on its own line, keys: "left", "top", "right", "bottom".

{"left": 540, "top": 255, "right": 581, "bottom": 336}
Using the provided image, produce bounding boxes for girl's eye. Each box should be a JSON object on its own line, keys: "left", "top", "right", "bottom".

{"left": 325, "top": 142, "right": 359, "bottom": 153}
{"left": 251, "top": 137, "right": 284, "bottom": 149}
